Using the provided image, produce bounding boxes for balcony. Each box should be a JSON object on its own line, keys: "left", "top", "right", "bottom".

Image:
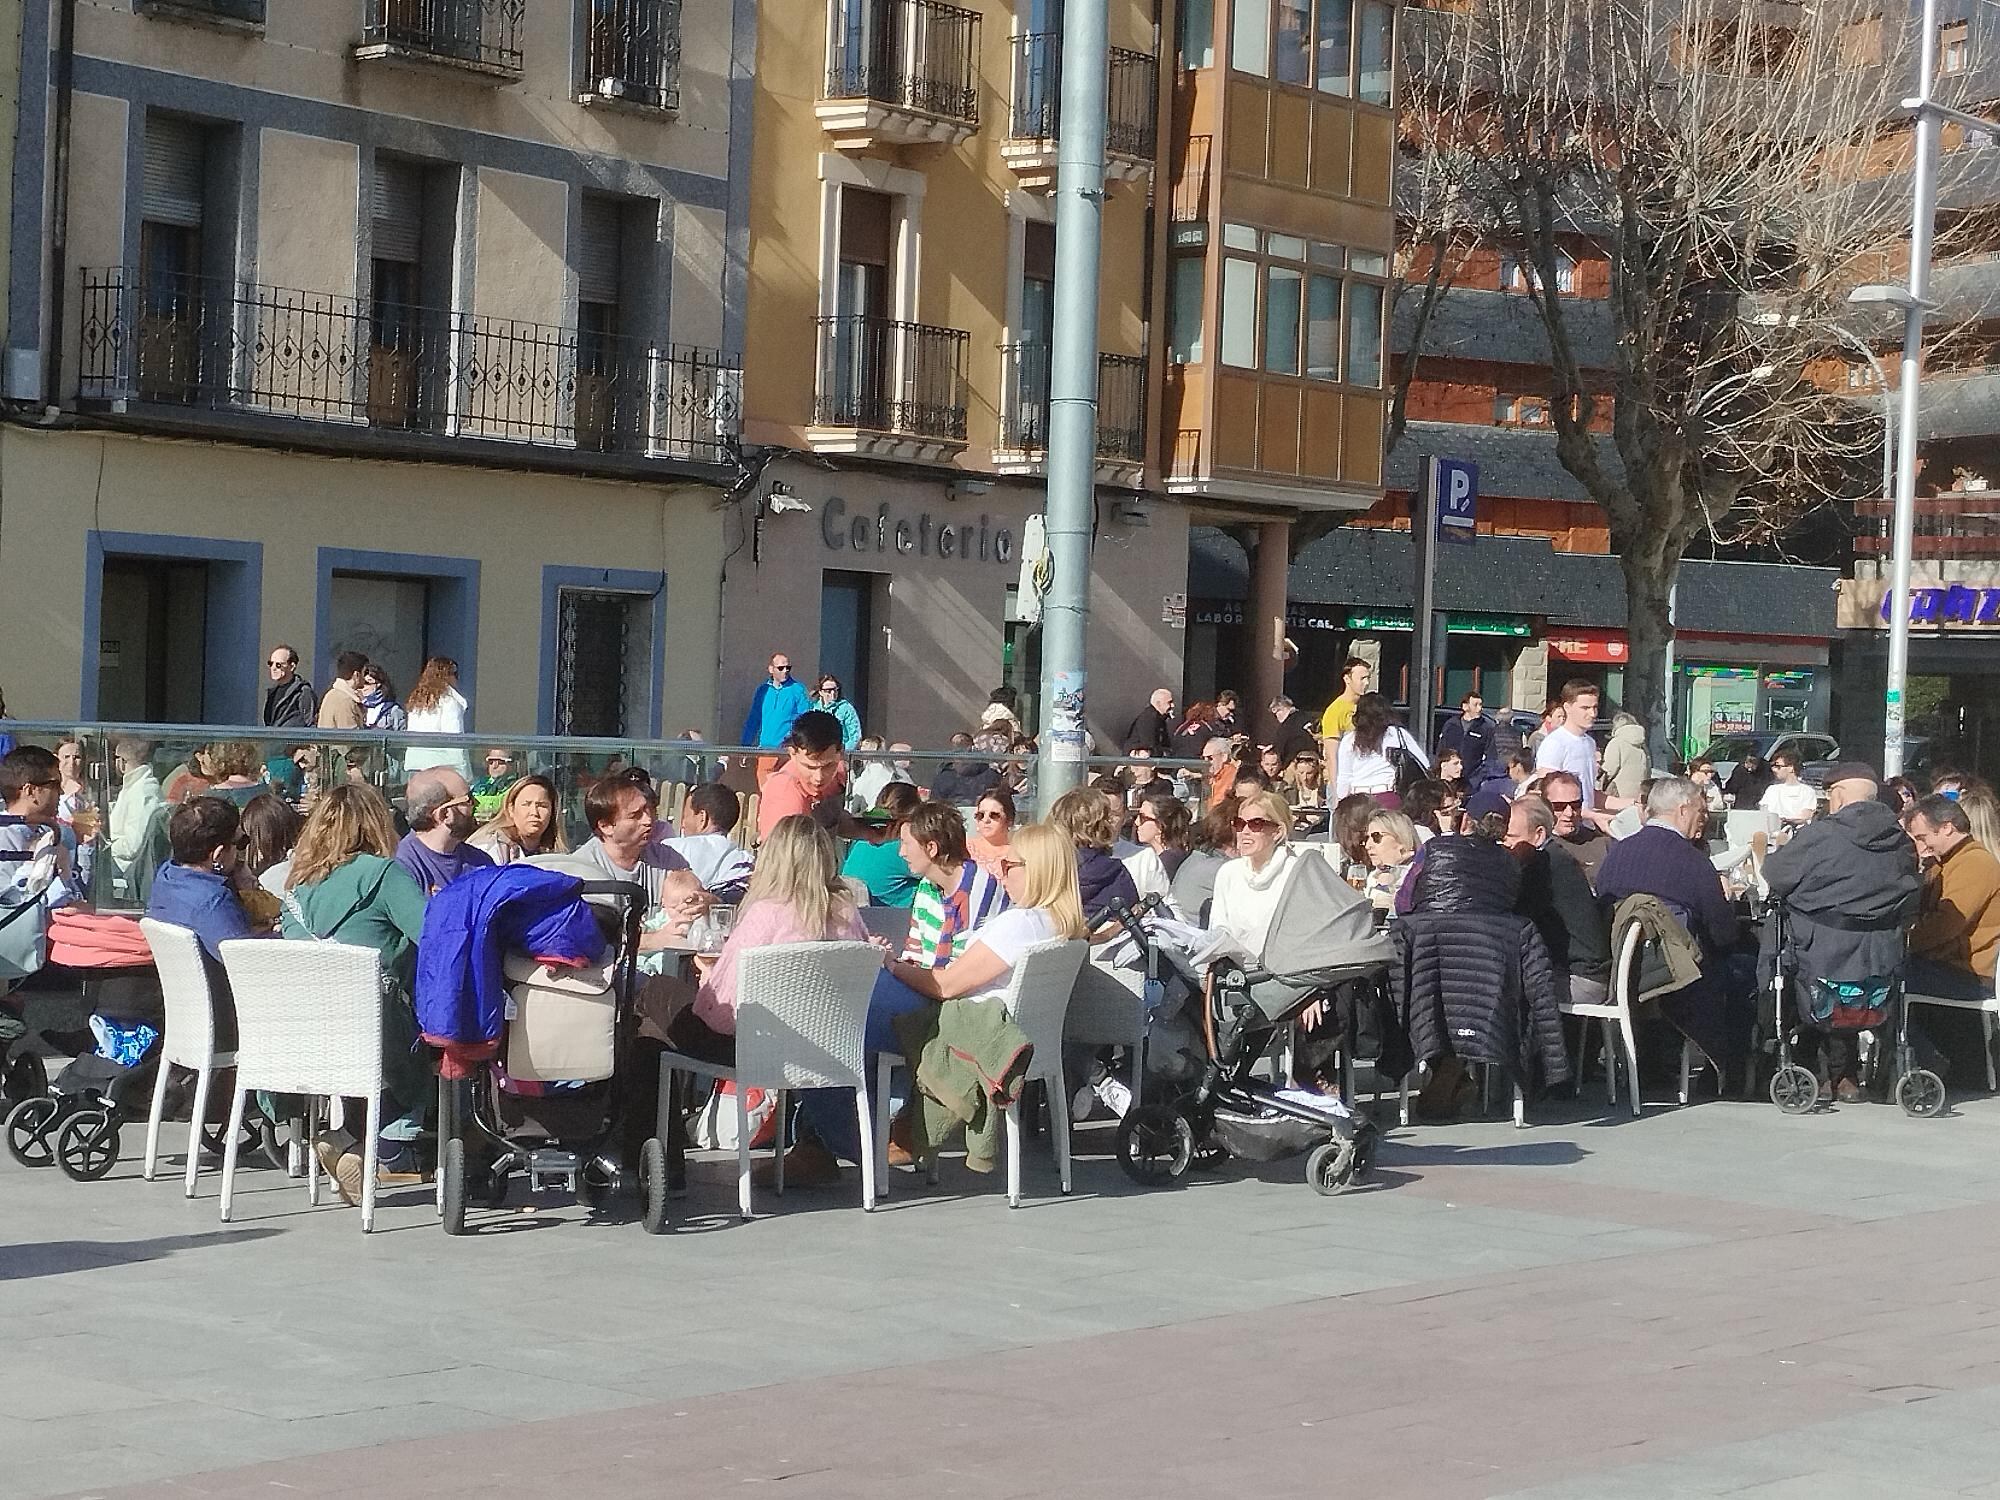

{"left": 136, "top": 0, "right": 265, "bottom": 32}
{"left": 1168, "top": 135, "right": 1212, "bottom": 245}
{"left": 77, "top": 267, "right": 740, "bottom": 469}
{"left": 817, "top": 0, "right": 981, "bottom": 150}
{"left": 355, "top": 0, "right": 524, "bottom": 80}
{"left": 994, "top": 343, "right": 1148, "bottom": 480}
{"left": 579, "top": 0, "right": 682, "bottom": 113}
{"left": 809, "top": 314, "right": 969, "bottom": 462}
{"left": 1003, "top": 33, "right": 1159, "bottom": 188}
{"left": 1855, "top": 490, "right": 2000, "bottom": 560}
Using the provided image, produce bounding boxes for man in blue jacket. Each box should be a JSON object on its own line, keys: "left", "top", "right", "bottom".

{"left": 740, "top": 652, "right": 810, "bottom": 767}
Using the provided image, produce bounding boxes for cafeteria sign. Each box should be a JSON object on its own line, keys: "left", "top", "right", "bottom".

{"left": 1836, "top": 577, "right": 2000, "bottom": 632}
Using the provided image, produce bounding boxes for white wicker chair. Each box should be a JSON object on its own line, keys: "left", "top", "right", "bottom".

{"left": 877, "top": 937, "right": 1090, "bottom": 1208}
{"left": 139, "top": 919, "right": 238, "bottom": 1197}
{"left": 659, "top": 940, "right": 882, "bottom": 1220}
{"left": 217, "top": 938, "right": 388, "bottom": 1232}
{"left": 1904, "top": 971, "right": 2000, "bottom": 1093}
{"left": 1559, "top": 922, "right": 1713, "bottom": 1116}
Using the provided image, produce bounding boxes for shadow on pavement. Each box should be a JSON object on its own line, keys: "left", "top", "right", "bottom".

{"left": 1, "top": 1226, "right": 283, "bottom": 1280}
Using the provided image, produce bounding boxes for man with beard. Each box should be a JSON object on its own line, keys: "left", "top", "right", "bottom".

{"left": 394, "top": 766, "right": 495, "bottom": 896}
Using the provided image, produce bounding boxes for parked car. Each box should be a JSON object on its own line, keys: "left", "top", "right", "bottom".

{"left": 1696, "top": 731, "right": 1840, "bottom": 786}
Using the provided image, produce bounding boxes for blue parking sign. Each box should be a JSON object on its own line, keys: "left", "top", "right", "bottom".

{"left": 1431, "top": 457, "right": 1478, "bottom": 546}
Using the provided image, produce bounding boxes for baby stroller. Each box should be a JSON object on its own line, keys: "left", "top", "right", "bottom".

{"left": 1765, "top": 903, "right": 1944, "bottom": 1118}
{"left": 4, "top": 912, "right": 166, "bottom": 1180}
{"left": 1117, "top": 852, "right": 1395, "bottom": 1195}
{"left": 435, "top": 880, "right": 644, "bottom": 1234}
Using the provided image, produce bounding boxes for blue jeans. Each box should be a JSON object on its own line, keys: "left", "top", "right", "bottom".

{"left": 795, "top": 970, "right": 934, "bottom": 1162}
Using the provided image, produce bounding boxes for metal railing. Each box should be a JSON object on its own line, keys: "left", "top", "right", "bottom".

{"left": 813, "top": 314, "right": 969, "bottom": 440}
{"left": 140, "top": 0, "right": 266, "bottom": 22}
{"left": 997, "top": 344, "right": 1147, "bottom": 464}
{"left": 362, "top": 0, "right": 524, "bottom": 74}
{"left": 1008, "top": 33, "right": 1159, "bottom": 160}
{"left": 1170, "top": 134, "right": 1212, "bottom": 223}
{"left": 824, "top": 0, "right": 981, "bottom": 124}
{"left": 582, "top": 0, "right": 682, "bottom": 111}
{"left": 1854, "top": 490, "right": 2000, "bottom": 559}
{"left": 78, "top": 267, "right": 741, "bottom": 464}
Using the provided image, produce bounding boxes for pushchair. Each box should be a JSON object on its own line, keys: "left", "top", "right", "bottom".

{"left": 4, "top": 912, "right": 166, "bottom": 1180}
{"left": 1764, "top": 903, "right": 1944, "bottom": 1118}
{"left": 1116, "top": 852, "right": 1395, "bottom": 1195}
{"left": 435, "top": 881, "right": 644, "bottom": 1234}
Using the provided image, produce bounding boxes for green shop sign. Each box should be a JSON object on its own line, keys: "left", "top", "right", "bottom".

{"left": 1345, "top": 611, "right": 1533, "bottom": 639}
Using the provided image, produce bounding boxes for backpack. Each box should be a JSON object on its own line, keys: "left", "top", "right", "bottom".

{"left": 1800, "top": 977, "right": 1896, "bottom": 1032}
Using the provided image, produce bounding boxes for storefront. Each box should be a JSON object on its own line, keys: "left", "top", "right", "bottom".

{"left": 719, "top": 458, "right": 1191, "bottom": 749}
{"left": 1834, "top": 575, "right": 2000, "bottom": 781}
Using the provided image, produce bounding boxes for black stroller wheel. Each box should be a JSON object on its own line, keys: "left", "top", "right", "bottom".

{"left": 3, "top": 1049, "right": 47, "bottom": 1107}
{"left": 56, "top": 1110, "right": 120, "bottom": 1181}
{"left": 1306, "top": 1137, "right": 1361, "bottom": 1196}
{"left": 201, "top": 1117, "right": 271, "bottom": 1163}
{"left": 640, "top": 1137, "right": 670, "bottom": 1235}
{"left": 439, "top": 1136, "right": 468, "bottom": 1236}
{"left": 5, "top": 1096, "right": 59, "bottom": 1167}
{"left": 1896, "top": 1068, "right": 1947, "bottom": 1119}
{"left": 1115, "top": 1105, "right": 1195, "bottom": 1186}
{"left": 1770, "top": 1064, "right": 1820, "bottom": 1115}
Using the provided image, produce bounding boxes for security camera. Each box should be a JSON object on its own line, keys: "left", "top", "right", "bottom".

{"left": 766, "top": 483, "right": 813, "bottom": 516}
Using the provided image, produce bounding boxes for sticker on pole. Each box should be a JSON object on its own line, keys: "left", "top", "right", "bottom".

{"left": 1432, "top": 457, "right": 1479, "bottom": 546}
{"left": 1049, "top": 670, "right": 1086, "bottom": 764}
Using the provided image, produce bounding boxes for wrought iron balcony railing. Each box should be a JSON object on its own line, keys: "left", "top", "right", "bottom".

{"left": 583, "top": 0, "right": 682, "bottom": 111}
{"left": 138, "top": 0, "right": 266, "bottom": 25}
{"left": 78, "top": 267, "right": 740, "bottom": 465}
{"left": 1009, "top": 33, "right": 1160, "bottom": 161}
{"left": 813, "top": 314, "right": 969, "bottom": 441}
{"left": 998, "top": 343, "right": 1148, "bottom": 464}
{"left": 824, "top": 0, "right": 981, "bottom": 125}
{"left": 361, "top": 0, "right": 524, "bottom": 76}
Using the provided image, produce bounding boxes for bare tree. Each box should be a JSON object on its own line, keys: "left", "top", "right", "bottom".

{"left": 1397, "top": 0, "right": 1982, "bottom": 759}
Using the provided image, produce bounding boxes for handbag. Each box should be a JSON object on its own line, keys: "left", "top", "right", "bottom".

{"left": 501, "top": 952, "right": 618, "bottom": 1083}
{"left": 693, "top": 1080, "right": 779, "bottom": 1151}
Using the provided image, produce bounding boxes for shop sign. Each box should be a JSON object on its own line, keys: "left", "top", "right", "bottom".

{"left": 1836, "top": 577, "right": 2000, "bottom": 632}
{"left": 1188, "top": 601, "right": 1343, "bottom": 631}
{"left": 1546, "top": 628, "right": 1627, "bottom": 664}
{"left": 1763, "top": 669, "right": 1816, "bottom": 691}
{"left": 1347, "top": 610, "right": 1532, "bottom": 638}
{"left": 820, "top": 496, "right": 1015, "bottom": 566}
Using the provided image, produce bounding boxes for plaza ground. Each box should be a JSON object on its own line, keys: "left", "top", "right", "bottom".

{"left": 8, "top": 1083, "right": 2000, "bottom": 1499}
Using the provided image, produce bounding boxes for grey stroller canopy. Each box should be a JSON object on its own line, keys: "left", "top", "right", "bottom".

{"left": 1254, "top": 850, "right": 1394, "bottom": 985}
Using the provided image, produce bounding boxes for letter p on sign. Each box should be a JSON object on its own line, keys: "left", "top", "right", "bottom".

{"left": 1433, "top": 457, "right": 1479, "bottom": 545}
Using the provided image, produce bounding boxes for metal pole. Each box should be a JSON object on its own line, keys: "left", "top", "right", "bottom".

{"left": 1884, "top": 0, "right": 1940, "bottom": 781}
{"left": 1034, "top": 0, "right": 1109, "bottom": 816}
{"left": 1410, "top": 455, "right": 1441, "bottom": 751}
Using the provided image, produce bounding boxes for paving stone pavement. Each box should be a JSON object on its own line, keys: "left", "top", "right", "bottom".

{"left": 8, "top": 1087, "right": 2000, "bottom": 1499}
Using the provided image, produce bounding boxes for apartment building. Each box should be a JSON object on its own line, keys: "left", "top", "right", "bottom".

{"left": 0, "top": 0, "right": 748, "bottom": 736}
{"left": 725, "top": 0, "right": 1398, "bottom": 747}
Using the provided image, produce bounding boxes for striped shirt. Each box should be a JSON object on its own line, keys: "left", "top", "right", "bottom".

{"left": 903, "top": 860, "right": 1007, "bottom": 968}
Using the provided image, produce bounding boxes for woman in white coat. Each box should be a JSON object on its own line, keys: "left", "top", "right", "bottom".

{"left": 401, "top": 656, "right": 470, "bottom": 775}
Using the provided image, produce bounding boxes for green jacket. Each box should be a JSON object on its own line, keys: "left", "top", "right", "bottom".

{"left": 893, "top": 997, "right": 1035, "bottom": 1173}
{"left": 279, "top": 853, "right": 428, "bottom": 990}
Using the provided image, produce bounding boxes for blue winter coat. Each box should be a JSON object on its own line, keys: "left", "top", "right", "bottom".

{"left": 415, "top": 864, "right": 606, "bottom": 1047}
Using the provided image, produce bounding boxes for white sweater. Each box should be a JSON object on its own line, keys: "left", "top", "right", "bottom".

{"left": 1333, "top": 726, "right": 1428, "bottom": 799}
{"left": 404, "top": 686, "right": 470, "bottom": 774}
{"left": 1207, "top": 845, "right": 1304, "bottom": 962}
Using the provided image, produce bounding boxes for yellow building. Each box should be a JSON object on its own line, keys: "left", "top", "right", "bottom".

{"left": 0, "top": 0, "right": 745, "bottom": 735}
{"left": 727, "top": 0, "right": 1396, "bottom": 746}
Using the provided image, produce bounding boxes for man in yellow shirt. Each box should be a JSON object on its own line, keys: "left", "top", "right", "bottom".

{"left": 1318, "top": 657, "right": 1373, "bottom": 756}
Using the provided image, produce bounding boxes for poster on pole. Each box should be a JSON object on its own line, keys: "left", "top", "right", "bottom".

{"left": 1049, "top": 670, "right": 1087, "bottom": 764}
{"left": 1432, "top": 457, "right": 1479, "bottom": 546}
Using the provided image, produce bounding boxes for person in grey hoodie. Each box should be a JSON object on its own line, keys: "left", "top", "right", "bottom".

{"left": 1600, "top": 713, "right": 1650, "bottom": 804}
{"left": 1761, "top": 763, "right": 1923, "bottom": 1099}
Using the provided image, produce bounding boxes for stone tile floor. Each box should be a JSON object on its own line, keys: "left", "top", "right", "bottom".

{"left": 8, "top": 1082, "right": 2000, "bottom": 1498}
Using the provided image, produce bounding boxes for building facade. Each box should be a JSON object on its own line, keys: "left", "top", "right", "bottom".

{"left": 0, "top": 0, "right": 748, "bottom": 736}
{"left": 724, "top": 0, "right": 1398, "bottom": 749}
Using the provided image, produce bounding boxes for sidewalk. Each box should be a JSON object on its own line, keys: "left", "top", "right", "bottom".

{"left": 9, "top": 1090, "right": 2000, "bottom": 1498}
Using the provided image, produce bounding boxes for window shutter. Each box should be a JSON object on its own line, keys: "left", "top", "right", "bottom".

{"left": 372, "top": 158, "right": 424, "bottom": 263}
{"left": 577, "top": 198, "right": 623, "bottom": 305}
{"left": 142, "top": 118, "right": 205, "bottom": 228}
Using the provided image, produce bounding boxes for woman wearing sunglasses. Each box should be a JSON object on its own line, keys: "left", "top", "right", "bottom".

{"left": 966, "top": 788, "right": 1017, "bottom": 880}
{"left": 1206, "top": 789, "right": 1345, "bottom": 1037}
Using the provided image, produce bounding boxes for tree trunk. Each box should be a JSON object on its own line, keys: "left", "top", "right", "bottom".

{"left": 1618, "top": 545, "right": 1677, "bottom": 771}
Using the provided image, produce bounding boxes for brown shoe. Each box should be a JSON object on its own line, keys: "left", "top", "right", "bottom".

{"left": 333, "top": 1150, "right": 432, "bottom": 1206}
{"left": 1833, "top": 1077, "right": 1864, "bottom": 1105}
{"left": 752, "top": 1141, "right": 844, "bottom": 1189}
{"left": 886, "top": 1106, "right": 917, "bottom": 1168}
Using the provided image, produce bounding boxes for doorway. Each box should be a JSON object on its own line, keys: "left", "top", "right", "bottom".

{"left": 96, "top": 558, "right": 209, "bottom": 723}
{"left": 819, "top": 570, "right": 877, "bottom": 725}
{"left": 327, "top": 572, "right": 432, "bottom": 701}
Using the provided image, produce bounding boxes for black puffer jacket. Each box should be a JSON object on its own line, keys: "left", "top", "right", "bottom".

{"left": 1762, "top": 799, "right": 1923, "bottom": 987}
{"left": 1392, "top": 839, "right": 1571, "bottom": 1088}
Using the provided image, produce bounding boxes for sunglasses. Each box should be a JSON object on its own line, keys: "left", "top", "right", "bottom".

{"left": 267, "top": 659, "right": 291, "bottom": 669}
{"left": 974, "top": 810, "right": 1006, "bottom": 822}
{"left": 1365, "top": 830, "right": 1396, "bottom": 843}
{"left": 1548, "top": 799, "right": 1583, "bottom": 813}
{"left": 999, "top": 857, "right": 1026, "bottom": 875}
{"left": 1233, "top": 817, "right": 1280, "bottom": 833}
{"left": 485, "top": 758, "right": 511, "bottom": 768}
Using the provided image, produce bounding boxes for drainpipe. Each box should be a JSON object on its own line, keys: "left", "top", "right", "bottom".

{"left": 44, "top": 0, "right": 78, "bottom": 406}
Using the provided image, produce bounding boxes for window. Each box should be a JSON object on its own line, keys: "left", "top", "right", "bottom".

{"left": 584, "top": 0, "right": 682, "bottom": 110}
{"left": 554, "top": 588, "right": 653, "bottom": 736}
{"left": 1355, "top": 0, "right": 1393, "bottom": 104}
{"left": 1179, "top": 0, "right": 1214, "bottom": 68}
{"left": 1168, "top": 255, "right": 1205, "bottom": 363}
{"left": 1845, "top": 362, "right": 1871, "bottom": 390}
{"left": 1940, "top": 20, "right": 1968, "bottom": 76}
{"left": 138, "top": 116, "right": 211, "bottom": 403}
{"left": 1273, "top": 0, "right": 1311, "bottom": 84}
{"left": 1305, "top": 273, "right": 1341, "bottom": 380}
{"left": 1501, "top": 247, "right": 1577, "bottom": 294}
{"left": 1264, "top": 265, "right": 1303, "bottom": 374}
{"left": 369, "top": 155, "right": 450, "bottom": 430}
{"left": 1231, "top": 0, "right": 1270, "bottom": 75}
{"left": 1345, "top": 280, "right": 1382, "bottom": 387}
{"left": 1220, "top": 256, "right": 1259, "bottom": 367}
{"left": 1315, "top": 0, "right": 1350, "bottom": 94}
{"left": 576, "top": 195, "right": 628, "bottom": 451}
{"left": 827, "top": 186, "right": 897, "bottom": 423}
{"left": 1494, "top": 393, "right": 1551, "bottom": 426}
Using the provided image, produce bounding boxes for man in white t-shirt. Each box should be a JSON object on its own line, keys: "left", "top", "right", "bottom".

{"left": 1534, "top": 680, "right": 1624, "bottom": 827}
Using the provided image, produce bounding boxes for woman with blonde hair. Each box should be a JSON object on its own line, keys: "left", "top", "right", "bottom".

{"left": 402, "top": 655, "right": 470, "bottom": 775}
{"left": 1958, "top": 779, "right": 2000, "bottom": 857}
{"left": 1362, "top": 807, "right": 1419, "bottom": 911}
{"left": 201, "top": 741, "right": 268, "bottom": 809}
{"left": 467, "top": 773, "right": 567, "bottom": 865}
{"left": 279, "top": 783, "right": 432, "bottom": 1205}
